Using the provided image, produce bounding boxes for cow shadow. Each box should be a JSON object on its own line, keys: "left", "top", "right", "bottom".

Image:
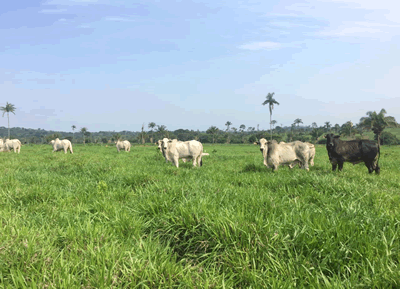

{"left": 241, "top": 164, "right": 265, "bottom": 173}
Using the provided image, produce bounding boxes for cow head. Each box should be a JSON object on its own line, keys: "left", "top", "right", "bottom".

{"left": 161, "top": 138, "right": 170, "bottom": 151}
{"left": 258, "top": 138, "right": 269, "bottom": 157}
{"left": 50, "top": 140, "right": 55, "bottom": 145}
{"left": 157, "top": 140, "right": 163, "bottom": 152}
{"left": 324, "top": 133, "right": 340, "bottom": 150}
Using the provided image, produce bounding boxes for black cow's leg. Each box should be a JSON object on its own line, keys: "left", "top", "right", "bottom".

{"left": 332, "top": 164, "right": 337, "bottom": 171}
{"left": 338, "top": 162, "right": 344, "bottom": 171}
{"left": 365, "top": 162, "right": 374, "bottom": 174}
{"left": 375, "top": 165, "right": 380, "bottom": 174}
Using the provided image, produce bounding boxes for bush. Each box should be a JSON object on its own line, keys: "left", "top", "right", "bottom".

{"left": 317, "top": 138, "right": 327, "bottom": 145}
{"left": 374, "top": 131, "right": 400, "bottom": 145}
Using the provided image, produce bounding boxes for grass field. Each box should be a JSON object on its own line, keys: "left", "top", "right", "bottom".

{"left": 1, "top": 143, "right": 400, "bottom": 288}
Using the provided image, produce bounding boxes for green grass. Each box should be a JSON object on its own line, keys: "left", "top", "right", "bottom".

{"left": 1, "top": 144, "right": 400, "bottom": 288}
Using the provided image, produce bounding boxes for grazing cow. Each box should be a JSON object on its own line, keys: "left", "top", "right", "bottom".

{"left": 116, "top": 140, "right": 131, "bottom": 152}
{"left": 50, "top": 138, "right": 73, "bottom": 154}
{"left": 4, "top": 139, "right": 22, "bottom": 153}
{"left": 161, "top": 138, "right": 206, "bottom": 168}
{"left": 259, "top": 139, "right": 310, "bottom": 171}
{"left": 324, "top": 133, "right": 380, "bottom": 174}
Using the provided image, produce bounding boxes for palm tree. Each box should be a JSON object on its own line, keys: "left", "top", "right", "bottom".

{"left": 225, "top": 121, "right": 232, "bottom": 132}
{"left": 206, "top": 126, "right": 219, "bottom": 144}
{"left": 157, "top": 125, "right": 168, "bottom": 138}
{"left": 148, "top": 122, "right": 156, "bottom": 143}
{"left": 294, "top": 118, "right": 303, "bottom": 136}
{"left": 0, "top": 102, "right": 16, "bottom": 139}
{"left": 239, "top": 124, "right": 246, "bottom": 132}
{"left": 262, "top": 93, "right": 280, "bottom": 140}
{"left": 80, "top": 127, "right": 88, "bottom": 145}
{"left": 71, "top": 125, "right": 76, "bottom": 141}
{"left": 359, "top": 109, "right": 398, "bottom": 144}
{"left": 311, "top": 122, "right": 318, "bottom": 129}
{"left": 324, "top": 121, "right": 331, "bottom": 132}
{"left": 334, "top": 124, "right": 340, "bottom": 134}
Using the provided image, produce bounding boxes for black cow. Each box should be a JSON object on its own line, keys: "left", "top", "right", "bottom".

{"left": 324, "top": 133, "right": 380, "bottom": 174}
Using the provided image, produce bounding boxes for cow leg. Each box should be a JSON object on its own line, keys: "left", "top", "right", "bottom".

{"left": 375, "top": 165, "right": 380, "bottom": 174}
{"left": 174, "top": 157, "right": 179, "bottom": 168}
{"left": 331, "top": 164, "right": 337, "bottom": 171}
{"left": 64, "top": 147, "right": 68, "bottom": 154}
{"left": 338, "top": 162, "right": 344, "bottom": 171}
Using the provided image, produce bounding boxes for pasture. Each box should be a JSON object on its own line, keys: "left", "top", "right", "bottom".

{"left": 1, "top": 144, "right": 400, "bottom": 288}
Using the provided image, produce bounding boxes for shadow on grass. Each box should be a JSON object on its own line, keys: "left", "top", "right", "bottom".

{"left": 241, "top": 164, "right": 266, "bottom": 173}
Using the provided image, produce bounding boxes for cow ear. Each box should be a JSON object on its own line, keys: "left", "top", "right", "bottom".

{"left": 334, "top": 135, "right": 340, "bottom": 139}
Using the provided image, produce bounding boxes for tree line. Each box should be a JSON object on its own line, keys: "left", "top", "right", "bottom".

{"left": 1, "top": 98, "right": 399, "bottom": 145}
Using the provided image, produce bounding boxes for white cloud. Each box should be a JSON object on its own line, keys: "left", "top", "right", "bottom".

{"left": 45, "top": 0, "right": 99, "bottom": 5}
{"left": 238, "top": 41, "right": 281, "bottom": 50}
{"left": 39, "top": 9, "right": 67, "bottom": 13}
{"left": 104, "top": 16, "right": 136, "bottom": 22}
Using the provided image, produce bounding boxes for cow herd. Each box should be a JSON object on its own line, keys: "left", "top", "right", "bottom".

{"left": 1, "top": 134, "right": 381, "bottom": 174}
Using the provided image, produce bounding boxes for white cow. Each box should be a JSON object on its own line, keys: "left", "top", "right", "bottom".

{"left": 258, "top": 139, "right": 315, "bottom": 169}
{"left": 50, "top": 138, "right": 73, "bottom": 154}
{"left": 4, "top": 139, "right": 22, "bottom": 153}
{"left": 116, "top": 140, "right": 131, "bottom": 152}
{"left": 259, "top": 139, "right": 310, "bottom": 171}
{"left": 161, "top": 138, "right": 206, "bottom": 168}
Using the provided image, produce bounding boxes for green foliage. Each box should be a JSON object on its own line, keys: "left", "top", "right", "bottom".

{"left": 374, "top": 131, "right": 400, "bottom": 145}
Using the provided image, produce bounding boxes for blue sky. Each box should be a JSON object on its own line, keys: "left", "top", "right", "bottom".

{"left": 1, "top": 0, "right": 399, "bottom": 132}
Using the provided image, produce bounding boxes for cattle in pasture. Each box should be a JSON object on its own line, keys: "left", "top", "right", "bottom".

{"left": 258, "top": 139, "right": 311, "bottom": 171}
{"left": 324, "top": 133, "right": 380, "bottom": 174}
{"left": 161, "top": 138, "right": 206, "bottom": 168}
{"left": 50, "top": 138, "right": 73, "bottom": 154}
{"left": 3, "top": 139, "right": 22, "bottom": 153}
{"left": 116, "top": 140, "right": 131, "bottom": 152}
{"left": 257, "top": 139, "right": 314, "bottom": 169}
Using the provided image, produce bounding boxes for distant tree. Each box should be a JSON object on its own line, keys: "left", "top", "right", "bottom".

{"left": 311, "top": 122, "right": 318, "bottom": 129}
{"left": 140, "top": 123, "right": 146, "bottom": 144}
{"left": 262, "top": 92, "right": 279, "bottom": 140}
{"left": 0, "top": 102, "right": 16, "bottom": 139}
{"left": 80, "top": 127, "right": 88, "bottom": 145}
{"left": 206, "top": 126, "right": 219, "bottom": 144}
{"left": 334, "top": 124, "right": 340, "bottom": 134}
{"left": 225, "top": 121, "right": 232, "bottom": 132}
{"left": 112, "top": 133, "right": 121, "bottom": 141}
{"left": 231, "top": 127, "right": 237, "bottom": 133}
{"left": 148, "top": 122, "right": 156, "bottom": 143}
{"left": 359, "top": 109, "right": 398, "bottom": 145}
{"left": 271, "top": 120, "right": 277, "bottom": 134}
{"left": 311, "top": 128, "right": 323, "bottom": 142}
{"left": 239, "top": 124, "right": 246, "bottom": 132}
{"left": 294, "top": 118, "right": 303, "bottom": 128}
{"left": 71, "top": 125, "right": 76, "bottom": 140}
{"left": 324, "top": 121, "right": 331, "bottom": 132}
{"left": 157, "top": 125, "right": 168, "bottom": 138}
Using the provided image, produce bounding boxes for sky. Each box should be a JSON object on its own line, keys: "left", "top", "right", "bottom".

{"left": 1, "top": 0, "right": 399, "bottom": 132}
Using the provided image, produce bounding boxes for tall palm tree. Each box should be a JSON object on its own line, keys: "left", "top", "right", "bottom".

{"left": 148, "top": 122, "right": 156, "bottom": 143}
{"left": 80, "top": 127, "right": 88, "bottom": 145}
{"left": 225, "top": 121, "right": 232, "bottom": 132}
{"left": 71, "top": 125, "right": 76, "bottom": 141}
{"left": 311, "top": 122, "right": 318, "bottom": 129}
{"left": 262, "top": 92, "right": 280, "bottom": 140}
{"left": 0, "top": 102, "right": 16, "bottom": 139}
{"left": 359, "top": 109, "right": 398, "bottom": 144}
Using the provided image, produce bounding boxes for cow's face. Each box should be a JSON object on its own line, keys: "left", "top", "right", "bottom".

{"left": 50, "top": 140, "right": 55, "bottom": 145}
{"left": 161, "top": 138, "right": 170, "bottom": 151}
{"left": 259, "top": 138, "right": 268, "bottom": 154}
{"left": 157, "top": 140, "right": 163, "bottom": 152}
{"left": 325, "top": 133, "right": 339, "bottom": 150}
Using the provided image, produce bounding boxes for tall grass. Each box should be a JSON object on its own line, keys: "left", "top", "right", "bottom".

{"left": 1, "top": 144, "right": 399, "bottom": 288}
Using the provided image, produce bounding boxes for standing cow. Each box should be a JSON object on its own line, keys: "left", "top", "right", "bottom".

{"left": 259, "top": 139, "right": 311, "bottom": 171}
{"left": 161, "top": 138, "right": 206, "bottom": 168}
{"left": 50, "top": 138, "right": 73, "bottom": 154}
{"left": 258, "top": 139, "right": 314, "bottom": 169}
{"left": 116, "top": 140, "right": 131, "bottom": 152}
{"left": 324, "top": 133, "right": 380, "bottom": 174}
{"left": 4, "top": 139, "right": 22, "bottom": 153}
